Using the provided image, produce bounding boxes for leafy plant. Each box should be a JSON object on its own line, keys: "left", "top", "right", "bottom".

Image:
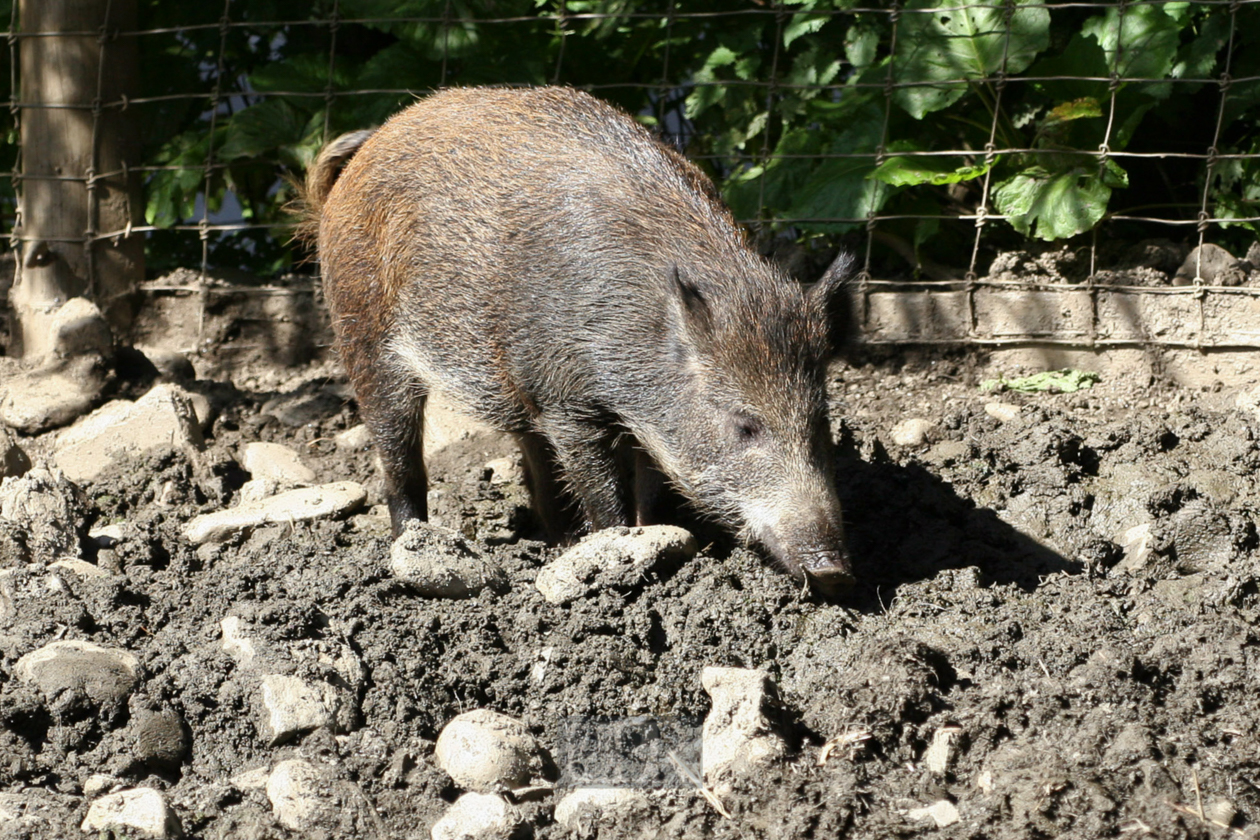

{"left": 108, "top": 0, "right": 1260, "bottom": 275}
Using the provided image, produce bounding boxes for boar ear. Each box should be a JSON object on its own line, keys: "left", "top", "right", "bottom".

{"left": 669, "top": 264, "right": 713, "bottom": 339}
{"left": 807, "top": 251, "right": 858, "bottom": 353}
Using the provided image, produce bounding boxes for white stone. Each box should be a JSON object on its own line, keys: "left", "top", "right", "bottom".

{"left": 230, "top": 767, "right": 272, "bottom": 791}
{"left": 390, "top": 521, "right": 506, "bottom": 598}
{"left": 80, "top": 788, "right": 181, "bottom": 839}
{"left": 484, "top": 456, "right": 522, "bottom": 486}
{"left": 535, "top": 526, "right": 697, "bottom": 605}
{"left": 182, "top": 481, "right": 366, "bottom": 544}
{"left": 15, "top": 640, "right": 140, "bottom": 707}
{"left": 0, "top": 467, "right": 82, "bottom": 563}
{"left": 267, "top": 759, "right": 335, "bottom": 832}
{"left": 984, "top": 401, "right": 1021, "bottom": 423}
{"left": 0, "top": 356, "right": 107, "bottom": 434}
{"left": 890, "top": 418, "right": 934, "bottom": 447}
{"left": 240, "top": 442, "right": 316, "bottom": 488}
{"left": 89, "top": 523, "right": 126, "bottom": 548}
{"left": 924, "top": 726, "right": 961, "bottom": 775}
{"left": 1116, "top": 522, "right": 1154, "bottom": 574}
{"left": 53, "top": 384, "right": 203, "bottom": 483}
{"left": 237, "top": 478, "right": 280, "bottom": 504}
{"left": 48, "top": 297, "right": 112, "bottom": 359}
{"left": 83, "top": 774, "right": 120, "bottom": 798}
{"left": 259, "top": 674, "right": 331, "bottom": 745}
{"left": 435, "top": 709, "right": 547, "bottom": 792}
{"left": 49, "top": 559, "right": 110, "bottom": 578}
{"left": 335, "top": 424, "right": 373, "bottom": 450}
{"left": 701, "top": 666, "right": 787, "bottom": 782}
{"left": 431, "top": 792, "right": 521, "bottom": 840}
{"left": 220, "top": 616, "right": 259, "bottom": 667}
{"left": 553, "top": 787, "right": 650, "bottom": 832}
{"left": 908, "top": 799, "right": 960, "bottom": 828}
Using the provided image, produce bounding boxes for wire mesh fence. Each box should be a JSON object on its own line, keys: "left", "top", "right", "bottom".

{"left": 6, "top": 0, "right": 1260, "bottom": 354}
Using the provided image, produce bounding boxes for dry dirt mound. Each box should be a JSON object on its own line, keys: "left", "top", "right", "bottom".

{"left": 2, "top": 351, "right": 1259, "bottom": 839}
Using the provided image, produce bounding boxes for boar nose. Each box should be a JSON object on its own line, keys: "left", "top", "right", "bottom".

{"left": 804, "top": 561, "right": 855, "bottom": 596}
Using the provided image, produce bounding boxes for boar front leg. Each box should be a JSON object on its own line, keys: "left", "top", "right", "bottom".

{"left": 537, "top": 414, "right": 632, "bottom": 535}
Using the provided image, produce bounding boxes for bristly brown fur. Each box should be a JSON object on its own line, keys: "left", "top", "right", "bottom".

{"left": 289, "top": 128, "right": 377, "bottom": 251}
{"left": 306, "top": 86, "right": 855, "bottom": 591}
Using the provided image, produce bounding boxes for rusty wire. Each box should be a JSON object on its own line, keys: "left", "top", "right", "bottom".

{"left": 8, "top": 0, "right": 1260, "bottom": 351}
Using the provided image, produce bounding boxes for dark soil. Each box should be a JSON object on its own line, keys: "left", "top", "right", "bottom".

{"left": 4, "top": 344, "right": 1260, "bottom": 839}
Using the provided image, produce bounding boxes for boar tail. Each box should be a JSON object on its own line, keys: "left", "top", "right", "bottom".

{"left": 291, "top": 128, "right": 377, "bottom": 249}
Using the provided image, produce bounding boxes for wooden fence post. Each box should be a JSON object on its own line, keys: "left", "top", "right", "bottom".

{"left": 11, "top": 0, "right": 142, "bottom": 360}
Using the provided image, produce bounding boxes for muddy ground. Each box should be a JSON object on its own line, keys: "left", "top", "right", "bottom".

{"left": 4, "top": 326, "right": 1260, "bottom": 838}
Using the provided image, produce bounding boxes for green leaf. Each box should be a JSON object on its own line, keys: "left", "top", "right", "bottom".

{"left": 992, "top": 164, "right": 1125, "bottom": 240}
{"left": 1081, "top": 3, "right": 1179, "bottom": 80}
{"left": 1043, "top": 97, "right": 1103, "bottom": 126}
{"left": 894, "top": 0, "right": 1050, "bottom": 119}
{"left": 784, "top": 13, "right": 826, "bottom": 48}
{"left": 869, "top": 155, "right": 993, "bottom": 187}
{"left": 219, "top": 99, "right": 310, "bottom": 161}
{"left": 981, "top": 369, "right": 1100, "bottom": 393}
{"left": 845, "top": 21, "right": 879, "bottom": 70}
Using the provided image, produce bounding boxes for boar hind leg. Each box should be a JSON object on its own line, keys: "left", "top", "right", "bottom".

{"left": 355, "top": 363, "right": 428, "bottom": 538}
{"left": 514, "top": 431, "right": 581, "bottom": 543}
{"left": 537, "top": 416, "right": 632, "bottom": 535}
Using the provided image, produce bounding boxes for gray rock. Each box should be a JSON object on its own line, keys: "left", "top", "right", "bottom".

{"left": 49, "top": 297, "right": 112, "bottom": 359}
{"left": 907, "top": 800, "right": 960, "bottom": 828}
{"left": 984, "top": 401, "right": 1021, "bottom": 423}
{"left": 48, "top": 559, "right": 110, "bottom": 578}
{"left": 240, "top": 442, "right": 316, "bottom": 488}
{"left": 924, "top": 439, "right": 971, "bottom": 467}
{"left": 553, "top": 787, "right": 652, "bottom": 833}
{"left": 89, "top": 523, "right": 127, "bottom": 549}
{"left": 131, "top": 708, "right": 189, "bottom": 768}
{"left": 431, "top": 792, "right": 521, "bottom": 840}
{"left": 890, "top": 418, "right": 934, "bottom": 447}
{"left": 390, "top": 521, "right": 507, "bottom": 598}
{"left": 535, "top": 525, "right": 697, "bottom": 605}
{"left": 923, "top": 726, "right": 962, "bottom": 775}
{"left": 220, "top": 616, "right": 364, "bottom": 744}
{"left": 83, "top": 773, "right": 121, "bottom": 798}
{"left": 236, "top": 478, "right": 281, "bottom": 504}
{"left": 1173, "top": 242, "right": 1246, "bottom": 286}
{"left": 81, "top": 788, "right": 181, "bottom": 838}
{"left": 14, "top": 640, "right": 140, "bottom": 708}
{"left": 0, "top": 467, "right": 85, "bottom": 563}
{"left": 219, "top": 616, "right": 259, "bottom": 667}
{"left": 335, "top": 424, "right": 373, "bottom": 450}
{"left": 53, "top": 383, "right": 204, "bottom": 483}
{"left": 435, "top": 709, "right": 550, "bottom": 792}
{"left": 266, "top": 759, "right": 336, "bottom": 832}
{"left": 700, "top": 666, "right": 788, "bottom": 783}
{"left": 0, "top": 355, "right": 109, "bottom": 434}
{"left": 182, "top": 481, "right": 366, "bottom": 544}
{"left": 259, "top": 674, "right": 332, "bottom": 745}
{"left": 138, "top": 347, "right": 197, "bottom": 382}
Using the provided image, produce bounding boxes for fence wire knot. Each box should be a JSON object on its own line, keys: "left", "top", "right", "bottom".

{"left": 1196, "top": 209, "right": 1211, "bottom": 234}
{"left": 1218, "top": 72, "right": 1232, "bottom": 93}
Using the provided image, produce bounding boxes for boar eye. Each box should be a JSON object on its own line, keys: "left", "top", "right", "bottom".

{"left": 731, "top": 413, "right": 764, "bottom": 444}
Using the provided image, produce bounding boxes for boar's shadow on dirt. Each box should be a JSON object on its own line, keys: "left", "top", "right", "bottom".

{"left": 831, "top": 435, "right": 1078, "bottom": 607}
